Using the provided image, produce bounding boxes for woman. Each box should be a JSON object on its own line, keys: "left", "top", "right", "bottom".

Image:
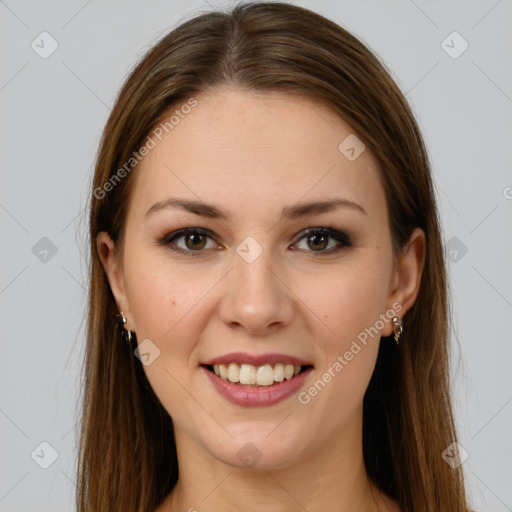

{"left": 78, "top": 2, "right": 472, "bottom": 511}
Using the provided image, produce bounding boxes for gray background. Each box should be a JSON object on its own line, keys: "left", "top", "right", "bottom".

{"left": 1, "top": 0, "right": 511, "bottom": 510}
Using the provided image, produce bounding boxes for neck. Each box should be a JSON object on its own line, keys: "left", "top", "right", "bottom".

{"left": 161, "top": 407, "right": 389, "bottom": 512}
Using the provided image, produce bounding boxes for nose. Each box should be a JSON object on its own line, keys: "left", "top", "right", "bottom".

{"left": 218, "top": 245, "right": 294, "bottom": 335}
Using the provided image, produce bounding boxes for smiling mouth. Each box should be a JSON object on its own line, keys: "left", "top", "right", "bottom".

{"left": 202, "top": 363, "right": 314, "bottom": 387}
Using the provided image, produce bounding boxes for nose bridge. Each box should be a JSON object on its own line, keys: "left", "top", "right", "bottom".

{"left": 219, "top": 235, "right": 293, "bottom": 333}
{"left": 235, "top": 239, "right": 278, "bottom": 294}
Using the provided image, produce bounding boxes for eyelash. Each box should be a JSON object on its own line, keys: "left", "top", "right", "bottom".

{"left": 157, "top": 227, "right": 352, "bottom": 257}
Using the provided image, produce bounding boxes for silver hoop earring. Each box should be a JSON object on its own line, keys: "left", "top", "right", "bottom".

{"left": 392, "top": 316, "right": 403, "bottom": 345}
{"left": 115, "top": 311, "right": 134, "bottom": 346}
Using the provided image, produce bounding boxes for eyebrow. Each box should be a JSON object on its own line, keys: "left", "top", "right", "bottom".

{"left": 144, "top": 197, "right": 367, "bottom": 220}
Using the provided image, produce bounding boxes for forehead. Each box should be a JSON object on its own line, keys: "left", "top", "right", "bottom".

{"left": 129, "top": 86, "right": 386, "bottom": 223}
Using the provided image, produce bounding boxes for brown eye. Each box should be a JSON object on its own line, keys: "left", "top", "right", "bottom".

{"left": 292, "top": 228, "right": 352, "bottom": 255}
{"left": 160, "top": 228, "right": 219, "bottom": 255}
{"left": 184, "top": 232, "right": 207, "bottom": 250}
{"left": 306, "top": 232, "right": 329, "bottom": 251}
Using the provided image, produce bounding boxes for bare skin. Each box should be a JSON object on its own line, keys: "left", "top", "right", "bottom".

{"left": 98, "top": 86, "right": 424, "bottom": 512}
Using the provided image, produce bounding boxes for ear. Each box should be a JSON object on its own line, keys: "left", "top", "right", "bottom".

{"left": 381, "top": 227, "right": 426, "bottom": 337}
{"left": 96, "top": 231, "right": 135, "bottom": 331}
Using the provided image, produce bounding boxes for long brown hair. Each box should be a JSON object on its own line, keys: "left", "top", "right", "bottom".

{"left": 78, "top": 2, "right": 472, "bottom": 511}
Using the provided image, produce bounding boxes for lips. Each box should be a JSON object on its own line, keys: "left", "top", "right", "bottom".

{"left": 200, "top": 352, "right": 314, "bottom": 406}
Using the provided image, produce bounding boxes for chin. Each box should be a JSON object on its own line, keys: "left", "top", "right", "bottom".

{"left": 205, "top": 424, "right": 306, "bottom": 471}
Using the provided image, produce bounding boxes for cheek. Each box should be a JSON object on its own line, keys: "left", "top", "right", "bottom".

{"left": 125, "top": 266, "right": 176, "bottom": 339}
{"left": 295, "top": 256, "right": 391, "bottom": 352}
{"left": 122, "top": 252, "right": 214, "bottom": 413}
{"left": 124, "top": 249, "right": 225, "bottom": 368}
{"left": 292, "top": 259, "right": 389, "bottom": 428}
{"left": 123, "top": 249, "right": 197, "bottom": 343}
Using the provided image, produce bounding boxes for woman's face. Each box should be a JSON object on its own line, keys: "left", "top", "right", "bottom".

{"left": 98, "top": 86, "right": 421, "bottom": 470}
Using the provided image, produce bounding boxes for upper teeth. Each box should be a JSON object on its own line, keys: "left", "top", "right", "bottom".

{"left": 212, "top": 363, "right": 302, "bottom": 386}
